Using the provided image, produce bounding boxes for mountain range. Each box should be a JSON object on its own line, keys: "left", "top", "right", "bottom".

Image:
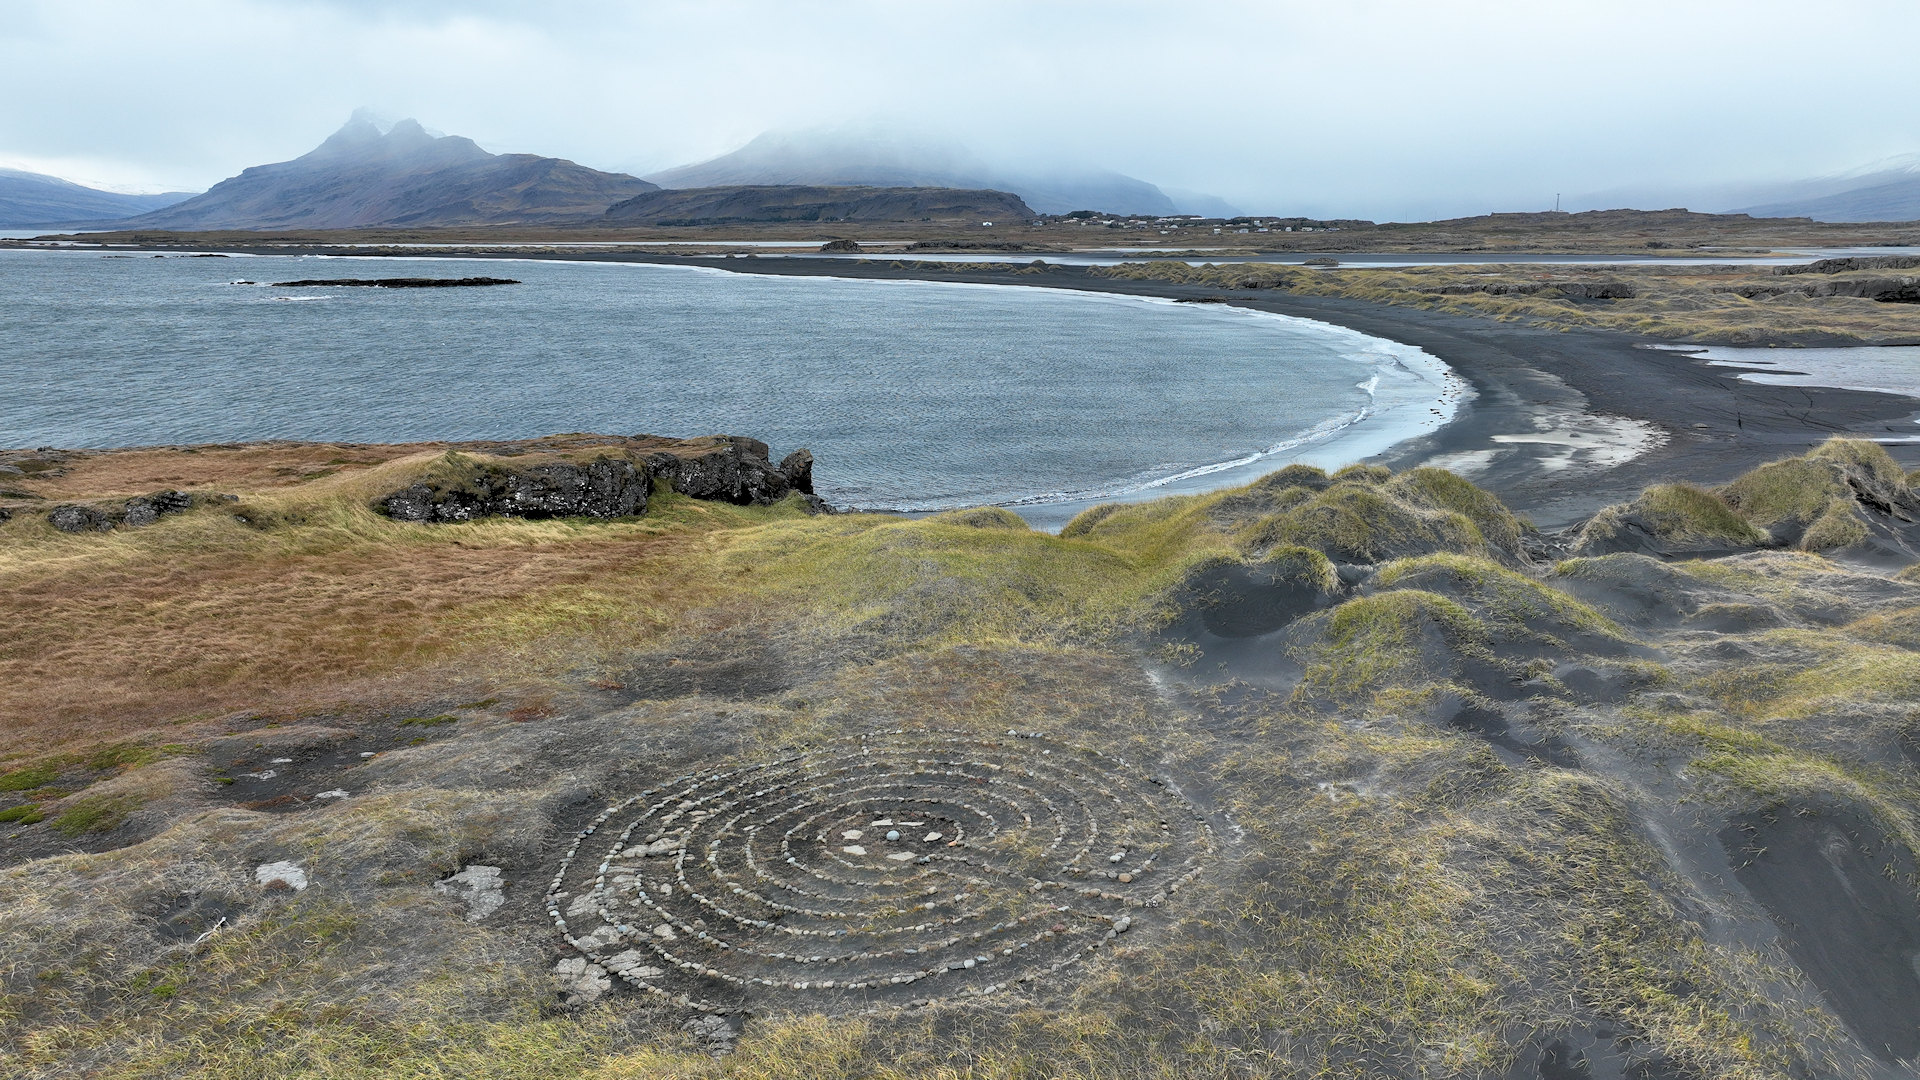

{"left": 11, "top": 116, "right": 1919, "bottom": 231}
{"left": 116, "top": 114, "right": 659, "bottom": 230}
{"left": 646, "top": 128, "right": 1228, "bottom": 217}
{"left": 0, "top": 169, "right": 192, "bottom": 228}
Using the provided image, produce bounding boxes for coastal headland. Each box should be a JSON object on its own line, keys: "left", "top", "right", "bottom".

{"left": 8, "top": 231, "right": 1920, "bottom": 1079}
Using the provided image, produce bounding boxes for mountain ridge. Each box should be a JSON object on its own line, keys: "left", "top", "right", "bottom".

{"left": 116, "top": 116, "right": 660, "bottom": 230}
{"left": 0, "top": 169, "right": 194, "bottom": 228}
{"left": 647, "top": 128, "right": 1231, "bottom": 217}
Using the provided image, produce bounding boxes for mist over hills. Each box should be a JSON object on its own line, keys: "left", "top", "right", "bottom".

{"left": 605, "top": 185, "right": 1034, "bottom": 225}
{"left": 1733, "top": 154, "right": 1920, "bottom": 222}
{"left": 1572, "top": 153, "right": 1920, "bottom": 223}
{"left": 117, "top": 114, "right": 660, "bottom": 230}
{"left": 647, "top": 129, "right": 1234, "bottom": 217}
{"left": 0, "top": 170, "right": 193, "bottom": 228}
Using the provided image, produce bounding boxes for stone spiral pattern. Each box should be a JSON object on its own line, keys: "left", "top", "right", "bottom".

{"left": 546, "top": 730, "right": 1216, "bottom": 1013}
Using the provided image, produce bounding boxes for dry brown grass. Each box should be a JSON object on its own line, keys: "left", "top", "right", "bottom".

{"left": 0, "top": 447, "right": 778, "bottom": 755}
{"left": 1092, "top": 261, "right": 1920, "bottom": 345}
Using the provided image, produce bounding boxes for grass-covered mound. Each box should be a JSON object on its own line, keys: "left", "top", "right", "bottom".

{"left": 4, "top": 439, "right": 1920, "bottom": 1079}
{"left": 1575, "top": 438, "right": 1920, "bottom": 560}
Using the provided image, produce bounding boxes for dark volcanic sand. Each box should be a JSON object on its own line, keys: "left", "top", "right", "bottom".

{"left": 52, "top": 245, "right": 1920, "bottom": 527}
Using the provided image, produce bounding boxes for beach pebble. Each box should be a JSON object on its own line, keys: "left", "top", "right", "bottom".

{"left": 842, "top": 845, "right": 867, "bottom": 856}
{"left": 1109, "top": 852, "right": 1124, "bottom": 863}
{"left": 925, "top": 831, "right": 943, "bottom": 842}
{"left": 1114, "top": 916, "right": 1132, "bottom": 934}
{"left": 842, "top": 829, "right": 863, "bottom": 840}
{"left": 886, "top": 830, "right": 901, "bottom": 842}
{"left": 315, "top": 789, "right": 350, "bottom": 799}
{"left": 1118, "top": 872, "right": 1133, "bottom": 883}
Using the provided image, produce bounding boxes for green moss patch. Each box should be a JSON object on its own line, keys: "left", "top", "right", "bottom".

{"left": 50, "top": 794, "right": 138, "bottom": 837}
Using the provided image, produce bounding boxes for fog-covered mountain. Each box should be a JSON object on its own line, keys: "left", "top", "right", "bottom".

{"left": 1733, "top": 154, "right": 1920, "bottom": 222}
{"left": 117, "top": 113, "right": 659, "bottom": 230}
{"left": 605, "top": 185, "right": 1034, "bottom": 225}
{"left": 648, "top": 129, "right": 1233, "bottom": 217}
{"left": 1573, "top": 153, "right": 1920, "bottom": 223}
{"left": 0, "top": 169, "right": 194, "bottom": 227}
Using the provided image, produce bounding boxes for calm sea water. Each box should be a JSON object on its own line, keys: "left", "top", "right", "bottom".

{"left": 0, "top": 250, "right": 1462, "bottom": 511}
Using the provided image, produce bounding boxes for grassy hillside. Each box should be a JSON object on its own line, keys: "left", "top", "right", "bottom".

{"left": 4, "top": 439, "right": 1920, "bottom": 1078}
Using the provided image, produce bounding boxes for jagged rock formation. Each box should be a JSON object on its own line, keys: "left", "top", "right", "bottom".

{"left": 378, "top": 456, "right": 652, "bottom": 523}
{"left": 117, "top": 114, "right": 658, "bottom": 230}
{"left": 47, "top": 490, "right": 203, "bottom": 533}
{"left": 376, "top": 436, "right": 819, "bottom": 523}
{"left": 603, "top": 185, "right": 1034, "bottom": 225}
{"left": 648, "top": 438, "right": 812, "bottom": 506}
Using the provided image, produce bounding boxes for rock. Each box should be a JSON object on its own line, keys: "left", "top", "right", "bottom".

{"left": 551, "top": 956, "right": 612, "bottom": 1005}
{"left": 121, "top": 490, "right": 195, "bottom": 527}
{"left": 433, "top": 864, "right": 506, "bottom": 922}
{"left": 313, "top": 789, "right": 350, "bottom": 799}
{"left": 602, "top": 948, "right": 649, "bottom": 972}
{"left": 47, "top": 504, "right": 114, "bottom": 533}
{"left": 645, "top": 436, "right": 815, "bottom": 506}
{"left": 682, "top": 1013, "right": 740, "bottom": 1056}
{"left": 254, "top": 861, "right": 308, "bottom": 891}
{"left": 885, "top": 830, "right": 901, "bottom": 842}
{"left": 379, "top": 455, "right": 650, "bottom": 522}
{"left": 47, "top": 491, "right": 204, "bottom": 533}
{"left": 818, "top": 239, "right": 862, "bottom": 252}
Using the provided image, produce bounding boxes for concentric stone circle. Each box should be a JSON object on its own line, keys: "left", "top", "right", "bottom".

{"left": 547, "top": 729, "right": 1216, "bottom": 1014}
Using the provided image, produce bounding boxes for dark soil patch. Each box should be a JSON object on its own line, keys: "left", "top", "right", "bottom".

{"left": 1440, "top": 698, "right": 1578, "bottom": 768}
{"left": 1720, "top": 807, "right": 1920, "bottom": 1064}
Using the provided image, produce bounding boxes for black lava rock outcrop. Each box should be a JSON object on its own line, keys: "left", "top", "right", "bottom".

{"left": 379, "top": 456, "right": 651, "bottom": 523}
{"left": 644, "top": 437, "right": 814, "bottom": 507}
{"left": 376, "top": 437, "right": 821, "bottom": 524}
{"left": 47, "top": 490, "right": 200, "bottom": 533}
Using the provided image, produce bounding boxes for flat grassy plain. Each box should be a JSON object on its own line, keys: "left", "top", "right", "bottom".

{"left": 6, "top": 439, "right": 1920, "bottom": 1077}
{"left": 1082, "top": 261, "right": 1920, "bottom": 346}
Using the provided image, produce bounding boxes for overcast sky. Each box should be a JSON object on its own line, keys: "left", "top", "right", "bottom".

{"left": 3, "top": 0, "right": 1916, "bottom": 220}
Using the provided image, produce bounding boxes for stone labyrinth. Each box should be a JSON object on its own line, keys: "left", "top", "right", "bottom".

{"left": 547, "top": 729, "right": 1217, "bottom": 1014}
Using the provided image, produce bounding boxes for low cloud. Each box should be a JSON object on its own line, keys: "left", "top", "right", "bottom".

{"left": 2, "top": 0, "right": 1915, "bottom": 219}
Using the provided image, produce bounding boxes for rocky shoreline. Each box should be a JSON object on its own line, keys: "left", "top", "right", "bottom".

{"left": 5, "top": 433, "right": 824, "bottom": 535}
